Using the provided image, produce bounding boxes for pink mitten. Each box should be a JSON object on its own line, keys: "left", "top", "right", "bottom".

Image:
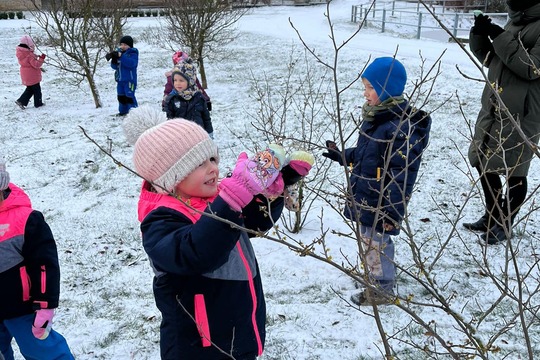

{"left": 220, "top": 145, "right": 286, "bottom": 211}
{"left": 32, "top": 309, "right": 54, "bottom": 340}
{"left": 281, "top": 151, "right": 315, "bottom": 186}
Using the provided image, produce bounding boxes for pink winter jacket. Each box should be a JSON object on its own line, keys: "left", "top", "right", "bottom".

{"left": 16, "top": 46, "right": 44, "bottom": 86}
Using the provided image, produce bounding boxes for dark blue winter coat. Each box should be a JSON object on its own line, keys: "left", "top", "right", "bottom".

{"left": 164, "top": 91, "right": 213, "bottom": 135}
{"left": 137, "top": 181, "right": 284, "bottom": 360}
{"left": 342, "top": 101, "right": 431, "bottom": 235}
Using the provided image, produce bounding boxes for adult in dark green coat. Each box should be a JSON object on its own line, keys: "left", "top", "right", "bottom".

{"left": 465, "top": 0, "right": 540, "bottom": 244}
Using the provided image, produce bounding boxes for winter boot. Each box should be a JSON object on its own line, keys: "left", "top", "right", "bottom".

{"left": 350, "top": 288, "right": 395, "bottom": 306}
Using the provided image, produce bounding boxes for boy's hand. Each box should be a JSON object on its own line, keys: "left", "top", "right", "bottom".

{"left": 322, "top": 140, "right": 343, "bottom": 165}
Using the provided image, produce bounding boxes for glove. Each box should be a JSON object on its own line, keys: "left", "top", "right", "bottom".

{"left": 264, "top": 172, "right": 285, "bottom": 199}
{"left": 488, "top": 23, "right": 504, "bottom": 39}
{"left": 322, "top": 140, "right": 343, "bottom": 165}
{"left": 281, "top": 150, "right": 315, "bottom": 186}
{"left": 39, "top": 54, "right": 46, "bottom": 60}
{"left": 471, "top": 14, "right": 492, "bottom": 37}
{"left": 220, "top": 144, "right": 286, "bottom": 211}
{"left": 206, "top": 100, "right": 212, "bottom": 112}
{"left": 32, "top": 309, "right": 54, "bottom": 340}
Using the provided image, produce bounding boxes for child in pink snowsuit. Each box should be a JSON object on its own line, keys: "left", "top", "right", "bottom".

{"left": 15, "top": 35, "right": 46, "bottom": 109}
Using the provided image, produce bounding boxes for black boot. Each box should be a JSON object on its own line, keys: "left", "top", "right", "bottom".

{"left": 485, "top": 224, "right": 513, "bottom": 245}
{"left": 463, "top": 214, "right": 490, "bottom": 232}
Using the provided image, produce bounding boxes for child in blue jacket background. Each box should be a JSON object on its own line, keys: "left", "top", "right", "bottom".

{"left": 0, "top": 157, "right": 74, "bottom": 360}
{"left": 108, "top": 35, "right": 138, "bottom": 116}
{"left": 323, "top": 57, "right": 432, "bottom": 306}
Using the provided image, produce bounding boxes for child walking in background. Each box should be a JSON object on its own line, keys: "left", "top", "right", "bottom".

{"left": 15, "top": 35, "right": 46, "bottom": 109}
{"left": 108, "top": 35, "right": 138, "bottom": 116}
{"left": 163, "top": 59, "right": 214, "bottom": 138}
{"left": 122, "top": 106, "right": 312, "bottom": 359}
{"left": 162, "top": 50, "right": 211, "bottom": 110}
{"left": 323, "top": 57, "right": 432, "bottom": 306}
{"left": 0, "top": 157, "right": 74, "bottom": 360}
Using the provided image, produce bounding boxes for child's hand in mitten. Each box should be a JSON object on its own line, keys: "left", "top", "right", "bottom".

{"left": 32, "top": 309, "right": 54, "bottom": 340}
{"left": 220, "top": 144, "right": 286, "bottom": 211}
{"left": 281, "top": 150, "right": 315, "bottom": 186}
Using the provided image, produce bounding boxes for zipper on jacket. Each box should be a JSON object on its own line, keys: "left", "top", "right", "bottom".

{"left": 236, "top": 243, "right": 263, "bottom": 356}
{"left": 19, "top": 266, "right": 30, "bottom": 301}
{"left": 40, "top": 265, "right": 46, "bottom": 293}
{"left": 194, "top": 294, "right": 211, "bottom": 347}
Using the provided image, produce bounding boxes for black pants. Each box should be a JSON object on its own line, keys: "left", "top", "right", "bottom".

{"left": 478, "top": 169, "right": 527, "bottom": 225}
{"left": 17, "top": 83, "right": 43, "bottom": 107}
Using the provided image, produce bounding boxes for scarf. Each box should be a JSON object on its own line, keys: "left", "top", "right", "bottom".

{"left": 361, "top": 95, "right": 406, "bottom": 122}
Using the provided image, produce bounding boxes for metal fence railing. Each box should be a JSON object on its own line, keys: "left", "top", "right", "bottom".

{"left": 351, "top": 3, "right": 508, "bottom": 40}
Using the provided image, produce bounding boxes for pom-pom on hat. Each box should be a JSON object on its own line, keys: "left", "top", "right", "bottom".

{"left": 19, "top": 35, "right": 35, "bottom": 51}
{"left": 119, "top": 35, "right": 133, "bottom": 48}
{"left": 122, "top": 105, "right": 219, "bottom": 194}
{"left": 361, "top": 57, "right": 407, "bottom": 102}
{"left": 0, "top": 156, "right": 10, "bottom": 191}
{"left": 172, "top": 50, "right": 190, "bottom": 65}
{"left": 172, "top": 58, "right": 197, "bottom": 88}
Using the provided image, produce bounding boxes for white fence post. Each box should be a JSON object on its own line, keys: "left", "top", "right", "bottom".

{"left": 417, "top": 12, "right": 422, "bottom": 39}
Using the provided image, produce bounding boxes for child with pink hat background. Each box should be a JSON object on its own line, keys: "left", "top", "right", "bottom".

{"left": 15, "top": 35, "right": 46, "bottom": 110}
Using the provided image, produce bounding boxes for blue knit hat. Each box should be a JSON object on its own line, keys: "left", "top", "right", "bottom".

{"left": 361, "top": 57, "right": 407, "bottom": 102}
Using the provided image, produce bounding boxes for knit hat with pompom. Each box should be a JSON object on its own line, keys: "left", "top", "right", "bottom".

{"left": 122, "top": 105, "right": 219, "bottom": 194}
{"left": 172, "top": 58, "right": 198, "bottom": 89}
{"left": 172, "top": 50, "right": 190, "bottom": 65}
{"left": 0, "top": 156, "right": 10, "bottom": 191}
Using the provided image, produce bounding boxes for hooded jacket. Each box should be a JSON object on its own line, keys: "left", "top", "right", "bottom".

{"left": 164, "top": 91, "right": 213, "bottom": 134}
{"left": 342, "top": 101, "right": 431, "bottom": 235}
{"left": 468, "top": 3, "right": 540, "bottom": 176}
{"left": 16, "top": 43, "right": 44, "bottom": 86}
{"left": 137, "top": 181, "right": 283, "bottom": 359}
{"left": 0, "top": 184, "right": 61, "bottom": 320}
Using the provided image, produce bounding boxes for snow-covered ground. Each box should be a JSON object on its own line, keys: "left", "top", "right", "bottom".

{"left": 1, "top": 0, "right": 539, "bottom": 358}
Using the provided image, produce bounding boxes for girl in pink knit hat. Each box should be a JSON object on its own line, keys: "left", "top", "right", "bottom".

{"left": 15, "top": 35, "right": 46, "bottom": 109}
{"left": 122, "top": 106, "right": 312, "bottom": 360}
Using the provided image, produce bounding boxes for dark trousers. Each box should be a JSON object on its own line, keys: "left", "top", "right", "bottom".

{"left": 478, "top": 170, "right": 527, "bottom": 225}
{"left": 17, "top": 83, "right": 43, "bottom": 107}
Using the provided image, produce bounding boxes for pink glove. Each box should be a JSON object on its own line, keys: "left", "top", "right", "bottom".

{"left": 221, "top": 145, "right": 286, "bottom": 211}
{"left": 281, "top": 151, "right": 315, "bottom": 186}
{"left": 39, "top": 54, "right": 46, "bottom": 60}
{"left": 32, "top": 309, "right": 54, "bottom": 340}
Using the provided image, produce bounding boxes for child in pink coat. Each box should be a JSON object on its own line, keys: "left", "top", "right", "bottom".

{"left": 15, "top": 35, "right": 46, "bottom": 109}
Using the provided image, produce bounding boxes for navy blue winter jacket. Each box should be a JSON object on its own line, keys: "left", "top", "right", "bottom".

{"left": 111, "top": 47, "right": 138, "bottom": 86}
{"left": 164, "top": 91, "right": 213, "bottom": 135}
{"left": 137, "top": 181, "right": 283, "bottom": 359}
{"left": 343, "top": 101, "right": 431, "bottom": 234}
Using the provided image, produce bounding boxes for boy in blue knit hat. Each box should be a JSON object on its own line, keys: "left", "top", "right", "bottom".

{"left": 323, "top": 57, "right": 432, "bottom": 306}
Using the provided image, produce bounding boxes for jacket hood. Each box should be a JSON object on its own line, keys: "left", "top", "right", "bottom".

{"left": 19, "top": 35, "right": 35, "bottom": 51}
{"left": 0, "top": 184, "right": 31, "bottom": 213}
{"left": 508, "top": 3, "right": 540, "bottom": 25}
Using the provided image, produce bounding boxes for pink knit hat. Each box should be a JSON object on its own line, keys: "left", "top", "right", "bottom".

{"left": 172, "top": 50, "right": 189, "bottom": 65}
{"left": 123, "top": 106, "right": 218, "bottom": 194}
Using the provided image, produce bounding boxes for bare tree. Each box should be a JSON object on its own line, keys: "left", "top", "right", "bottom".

{"left": 28, "top": 0, "right": 132, "bottom": 108}
{"left": 159, "top": 0, "right": 253, "bottom": 89}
